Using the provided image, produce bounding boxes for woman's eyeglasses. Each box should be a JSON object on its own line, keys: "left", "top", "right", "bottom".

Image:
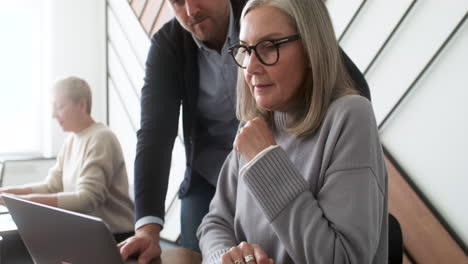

{"left": 228, "top": 34, "right": 301, "bottom": 69}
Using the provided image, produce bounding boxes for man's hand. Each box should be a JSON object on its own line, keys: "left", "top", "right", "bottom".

{"left": 119, "top": 223, "right": 162, "bottom": 264}
{"left": 234, "top": 118, "right": 276, "bottom": 162}
{"left": 221, "top": 242, "right": 273, "bottom": 264}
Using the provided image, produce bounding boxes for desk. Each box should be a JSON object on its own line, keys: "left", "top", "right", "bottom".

{"left": 0, "top": 207, "right": 201, "bottom": 263}
{"left": 1, "top": 245, "right": 201, "bottom": 264}
{"left": 1, "top": 211, "right": 32, "bottom": 263}
{"left": 156, "top": 248, "right": 202, "bottom": 264}
{"left": 0, "top": 214, "right": 32, "bottom": 263}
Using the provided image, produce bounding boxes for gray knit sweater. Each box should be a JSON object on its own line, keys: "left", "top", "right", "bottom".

{"left": 197, "top": 95, "right": 388, "bottom": 264}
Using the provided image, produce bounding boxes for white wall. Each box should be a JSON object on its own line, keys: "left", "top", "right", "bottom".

{"left": 106, "top": 0, "right": 184, "bottom": 242}
{"left": 380, "top": 19, "right": 468, "bottom": 245}
{"left": 328, "top": 0, "right": 468, "bottom": 245}
{"left": 40, "top": 0, "right": 107, "bottom": 157}
{"left": 0, "top": 1, "right": 42, "bottom": 154}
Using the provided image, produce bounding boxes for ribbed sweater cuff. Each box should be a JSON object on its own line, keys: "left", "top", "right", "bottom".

{"left": 205, "top": 247, "right": 230, "bottom": 264}
{"left": 242, "top": 147, "right": 308, "bottom": 222}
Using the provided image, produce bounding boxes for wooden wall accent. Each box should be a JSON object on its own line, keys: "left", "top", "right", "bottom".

{"left": 386, "top": 154, "right": 467, "bottom": 263}
{"left": 130, "top": 0, "right": 147, "bottom": 18}
{"left": 150, "top": 0, "right": 173, "bottom": 36}
{"left": 140, "top": 0, "right": 164, "bottom": 34}
{"left": 129, "top": 0, "right": 173, "bottom": 37}
{"left": 403, "top": 254, "right": 413, "bottom": 264}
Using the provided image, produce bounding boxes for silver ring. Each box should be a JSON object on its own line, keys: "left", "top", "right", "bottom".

{"left": 234, "top": 260, "right": 244, "bottom": 264}
{"left": 244, "top": 254, "right": 256, "bottom": 263}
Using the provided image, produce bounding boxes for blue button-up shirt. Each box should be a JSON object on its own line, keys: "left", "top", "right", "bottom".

{"left": 191, "top": 4, "right": 240, "bottom": 186}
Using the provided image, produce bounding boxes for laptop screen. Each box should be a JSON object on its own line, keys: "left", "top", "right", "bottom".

{"left": 2, "top": 194, "right": 136, "bottom": 264}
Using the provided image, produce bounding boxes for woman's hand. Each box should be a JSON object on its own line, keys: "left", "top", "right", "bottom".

{"left": 221, "top": 242, "right": 273, "bottom": 264}
{"left": 234, "top": 118, "right": 276, "bottom": 162}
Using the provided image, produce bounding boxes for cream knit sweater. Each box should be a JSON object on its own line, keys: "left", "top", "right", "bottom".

{"left": 26, "top": 123, "right": 134, "bottom": 233}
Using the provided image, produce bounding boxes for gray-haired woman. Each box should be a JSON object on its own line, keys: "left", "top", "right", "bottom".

{"left": 197, "top": 0, "right": 388, "bottom": 263}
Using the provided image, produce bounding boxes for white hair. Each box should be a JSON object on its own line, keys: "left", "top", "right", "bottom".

{"left": 54, "top": 76, "right": 92, "bottom": 114}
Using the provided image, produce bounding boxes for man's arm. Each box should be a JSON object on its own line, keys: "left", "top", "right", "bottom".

{"left": 122, "top": 21, "right": 185, "bottom": 263}
{"left": 134, "top": 22, "right": 183, "bottom": 225}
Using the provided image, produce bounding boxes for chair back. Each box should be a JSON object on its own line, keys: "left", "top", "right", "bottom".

{"left": 389, "top": 213, "right": 403, "bottom": 264}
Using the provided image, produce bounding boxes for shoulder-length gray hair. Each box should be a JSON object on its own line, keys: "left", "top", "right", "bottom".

{"left": 236, "top": 0, "right": 358, "bottom": 137}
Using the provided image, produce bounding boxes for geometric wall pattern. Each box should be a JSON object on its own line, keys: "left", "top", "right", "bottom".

{"left": 109, "top": 0, "right": 468, "bottom": 262}
{"left": 107, "top": 0, "right": 184, "bottom": 242}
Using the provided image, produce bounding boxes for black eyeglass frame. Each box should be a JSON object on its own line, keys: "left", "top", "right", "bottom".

{"left": 228, "top": 34, "right": 301, "bottom": 69}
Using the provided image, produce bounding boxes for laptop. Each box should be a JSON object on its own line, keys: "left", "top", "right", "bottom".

{"left": 2, "top": 194, "right": 137, "bottom": 264}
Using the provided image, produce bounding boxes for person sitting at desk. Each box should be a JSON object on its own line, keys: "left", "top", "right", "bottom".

{"left": 197, "top": 0, "right": 388, "bottom": 263}
{"left": 0, "top": 76, "right": 134, "bottom": 241}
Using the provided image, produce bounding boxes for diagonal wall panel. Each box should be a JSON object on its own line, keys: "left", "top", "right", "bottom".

{"left": 108, "top": 46, "right": 141, "bottom": 129}
{"left": 140, "top": 0, "right": 163, "bottom": 34}
{"left": 381, "top": 16, "right": 468, "bottom": 248}
{"left": 107, "top": 0, "right": 183, "bottom": 243}
{"left": 109, "top": 83, "right": 138, "bottom": 186}
{"left": 365, "top": 0, "right": 468, "bottom": 124}
{"left": 108, "top": 0, "right": 150, "bottom": 68}
{"left": 108, "top": 8, "right": 144, "bottom": 97}
{"left": 130, "top": 0, "right": 146, "bottom": 18}
{"left": 339, "top": 0, "right": 415, "bottom": 72}
{"left": 326, "top": 0, "right": 366, "bottom": 38}
{"left": 151, "top": 0, "right": 173, "bottom": 36}
{"left": 386, "top": 156, "right": 467, "bottom": 263}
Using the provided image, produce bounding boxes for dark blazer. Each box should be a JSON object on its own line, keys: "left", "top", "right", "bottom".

{"left": 134, "top": 0, "right": 370, "bottom": 222}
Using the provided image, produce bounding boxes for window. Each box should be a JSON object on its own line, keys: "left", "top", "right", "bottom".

{"left": 0, "top": 1, "right": 42, "bottom": 154}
